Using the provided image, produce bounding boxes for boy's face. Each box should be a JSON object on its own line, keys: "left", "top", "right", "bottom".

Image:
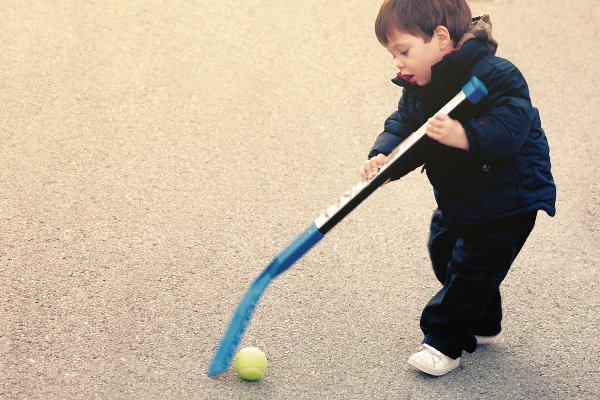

{"left": 385, "top": 28, "right": 451, "bottom": 86}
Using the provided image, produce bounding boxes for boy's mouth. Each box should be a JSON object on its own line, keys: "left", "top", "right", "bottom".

{"left": 398, "top": 72, "right": 416, "bottom": 84}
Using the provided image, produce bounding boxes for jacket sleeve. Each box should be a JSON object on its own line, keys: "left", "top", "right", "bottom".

{"left": 367, "top": 91, "right": 426, "bottom": 180}
{"left": 462, "top": 66, "right": 536, "bottom": 161}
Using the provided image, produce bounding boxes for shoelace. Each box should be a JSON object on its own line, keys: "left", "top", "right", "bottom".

{"left": 422, "top": 343, "right": 443, "bottom": 357}
{"left": 421, "top": 344, "right": 446, "bottom": 366}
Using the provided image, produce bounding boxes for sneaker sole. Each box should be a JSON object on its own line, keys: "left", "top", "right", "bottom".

{"left": 407, "top": 357, "right": 460, "bottom": 377}
{"left": 475, "top": 333, "right": 500, "bottom": 345}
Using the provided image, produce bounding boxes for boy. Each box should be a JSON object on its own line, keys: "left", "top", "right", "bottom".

{"left": 360, "top": 0, "right": 556, "bottom": 376}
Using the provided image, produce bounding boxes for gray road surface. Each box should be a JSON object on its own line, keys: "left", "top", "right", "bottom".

{"left": 1, "top": 0, "right": 599, "bottom": 399}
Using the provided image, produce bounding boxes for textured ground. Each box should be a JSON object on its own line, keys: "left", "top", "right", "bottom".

{"left": 1, "top": 0, "right": 599, "bottom": 399}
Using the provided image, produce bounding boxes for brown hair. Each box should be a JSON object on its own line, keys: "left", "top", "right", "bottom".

{"left": 375, "top": 0, "right": 472, "bottom": 45}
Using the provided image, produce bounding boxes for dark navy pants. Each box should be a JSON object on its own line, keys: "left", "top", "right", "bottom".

{"left": 421, "top": 210, "right": 537, "bottom": 359}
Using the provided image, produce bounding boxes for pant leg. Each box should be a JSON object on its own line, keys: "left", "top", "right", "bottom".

{"left": 470, "top": 289, "right": 502, "bottom": 336}
{"left": 428, "top": 209, "right": 459, "bottom": 285}
{"left": 420, "top": 212, "right": 537, "bottom": 359}
{"left": 470, "top": 212, "right": 538, "bottom": 336}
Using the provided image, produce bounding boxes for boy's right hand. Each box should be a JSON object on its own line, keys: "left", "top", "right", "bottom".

{"left": 360, "top": 153, "right": 388, "bottom": 180}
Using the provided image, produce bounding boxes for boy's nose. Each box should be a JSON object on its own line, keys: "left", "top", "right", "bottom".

{"left": 394, "top": 58, "right": 405, "bottom": 70}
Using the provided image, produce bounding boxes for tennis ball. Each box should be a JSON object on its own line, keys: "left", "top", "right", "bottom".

{"left": 233, "top": 347, "right": 267, "bottom": 381}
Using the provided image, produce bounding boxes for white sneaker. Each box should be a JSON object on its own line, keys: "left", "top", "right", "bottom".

{"left": 407, "top": 344, "right": 460, "bottom": 376}
{"left": 475, "top": 333, "right": 501, "bottom": 345}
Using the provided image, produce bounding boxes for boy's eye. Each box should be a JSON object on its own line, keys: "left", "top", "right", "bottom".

{"left": 391, "top": 49, "right": 408, "bottom": 59}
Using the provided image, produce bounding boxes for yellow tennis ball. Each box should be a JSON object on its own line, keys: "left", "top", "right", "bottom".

{"left": 233, "top": 347, "right": 267, "bottom": 381}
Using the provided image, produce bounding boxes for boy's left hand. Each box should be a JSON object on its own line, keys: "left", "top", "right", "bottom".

{"left": 425, "top": 114, "right": 469, "bottom": 151}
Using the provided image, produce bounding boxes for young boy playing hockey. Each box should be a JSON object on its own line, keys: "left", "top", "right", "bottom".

{"left": 360, "top": 0, "right": 556, "bottom": 376}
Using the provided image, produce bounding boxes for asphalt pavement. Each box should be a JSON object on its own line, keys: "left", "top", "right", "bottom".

{"left": 1, "top": 0, "right": 599, "bottom": 399}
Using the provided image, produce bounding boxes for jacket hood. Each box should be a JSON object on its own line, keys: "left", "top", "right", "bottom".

{"left": 458, "top": 15, "right": 497, "bottom": 55}
{"left": 392, "top": 15, "right": 498, "bottom": 88}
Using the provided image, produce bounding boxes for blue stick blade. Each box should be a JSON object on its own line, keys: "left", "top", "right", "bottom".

{"left": 207, "top": 272, "right": 271, "bottom": 376}
{"left": 207, "top": 224, "right": 324, "bottom": 377}
{"left": 463, "top": 76, "right": 488, "bottom": 105}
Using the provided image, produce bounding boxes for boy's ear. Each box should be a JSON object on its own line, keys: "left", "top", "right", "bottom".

{"left": 433, "top": 26, "right": 453, "bottom": 50}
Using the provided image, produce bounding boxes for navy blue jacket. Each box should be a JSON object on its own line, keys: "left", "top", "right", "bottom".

{"left": 368, "top": 36, "right": 556, "bottom": 226}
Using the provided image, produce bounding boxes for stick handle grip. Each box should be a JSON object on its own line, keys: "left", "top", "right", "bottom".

{"left": 464, "top": 76, "right": 488, "bottom": 104}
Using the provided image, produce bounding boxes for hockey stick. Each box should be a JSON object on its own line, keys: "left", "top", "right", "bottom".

{"left": 207, "top": 76, "right": 487, "bottom": 377}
